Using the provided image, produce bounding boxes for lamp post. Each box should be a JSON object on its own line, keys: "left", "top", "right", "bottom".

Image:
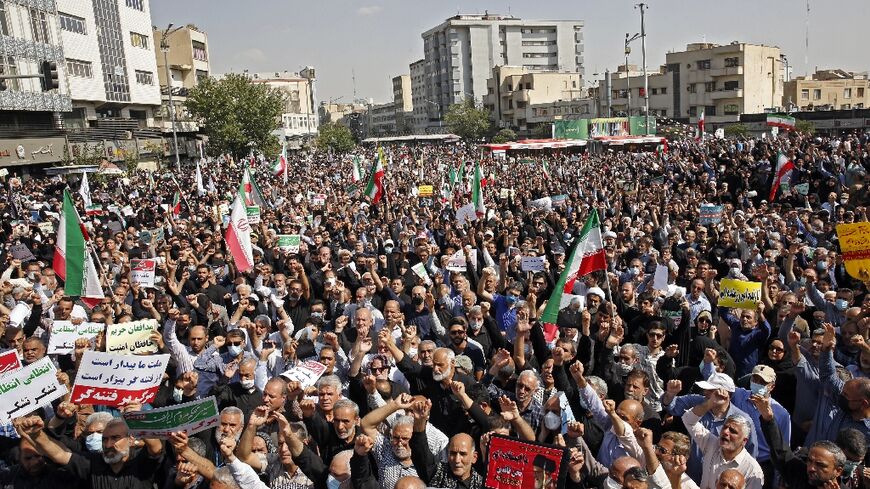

{"left": 624, "top": 33, "right": 641, "bottom": 116}
{"left": 160, "top": 24, "right": 183, "bottom": 171}
{"left": 635, "top": 3, "right": 650, "bottom": 134}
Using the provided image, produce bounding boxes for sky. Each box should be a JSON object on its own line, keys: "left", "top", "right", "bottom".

{"left": 151, "top": 0, "right": 869, "bottom": 105}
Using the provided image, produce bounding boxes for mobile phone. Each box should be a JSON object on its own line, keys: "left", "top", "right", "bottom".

{"left": 263, "top": 340, "right": 276, "bottom": 349}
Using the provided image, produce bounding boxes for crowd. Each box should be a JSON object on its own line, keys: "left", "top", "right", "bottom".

{"left": 0, "top": 129, "right": 869, "bottom": 489}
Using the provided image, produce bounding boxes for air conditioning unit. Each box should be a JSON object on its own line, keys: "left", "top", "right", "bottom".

{"left": 123, "top": 131, "right": 132, "bottom": 139}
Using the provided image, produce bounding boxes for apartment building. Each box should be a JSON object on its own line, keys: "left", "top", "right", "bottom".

{"left": 409, "top": 59, "right": 427, "bottom": 133}
{"left": 153, "top": 25, "right": 210, "bottom": 133}
{"left": 784, "top": 69, "right": 869, "bottom": 111}
{"left": 422, "top": 14, "right": 584, "bottom": 130}
{"left": 392, "top": 74, "right": 412, "bottom": 134}
{"left": 483, "top": 66, "right": 583, "bottom": 133}
{"left": 244, "top": 69, "right": 318, "bottom": 141}
{"left": 601, "top": 68, "right": 674, "bottom": 118}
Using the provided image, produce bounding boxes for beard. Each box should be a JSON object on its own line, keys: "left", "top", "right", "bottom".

{"left": 215, "top": 430, "right": 241, "bottom": 446}
{"left": 102, "top": 447, "right": 128, "bottom": 464}
{"left": 432, "top": 366, "right": 452, "bottom": 382}
{"left": 392, "top": 445, "right": 412, "bottom": 460}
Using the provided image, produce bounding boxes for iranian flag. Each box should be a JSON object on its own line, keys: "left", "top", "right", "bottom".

{"left": 239, "top": 167, "right": 268, "bottom": 208}
{"left": 271, "top": 142, "right": 288, "bottom": 181}
{"left": 767, "top": 114, "right": 796, "bottom": 130}
{"left": 351, "top": 155, "right": 363, "bottom": 183}
{"left": 540, "top": 212, "right": 606, "bottom": 323}
{"left": 697, "top": 110, "right": 705, "bottom": 141}
{"left": 542, "top": 160, "right": 550, "bottom": 179}
{"left": 85, "top": 205, "right": 104, "bottom": 216}
{"left": 224, "top": 194, "right": 254, "bottom": 273}
{"left": 81, "top": 250, "right": 105, "bottom": 307}
{"left": 472, "top": 161, "right": 485, "bottom": 217}
{"left": 363, "top": 147, "right": 386, "bottom": 203}
{"left": 171, "top": 192, "right": 181, "bottom": 216}
{"left": 769, "top": 151, "right": 795, "bottom": 201}
{"left": 79, "top": 171, "right": 92, "bottom": 208}
{"left": 53, "top": 189, "right": 102, "bottom": 302}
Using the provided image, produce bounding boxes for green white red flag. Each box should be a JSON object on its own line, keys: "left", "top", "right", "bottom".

{"left": 351, "top": 155, "right": 363, "bottom": 183}
{"left": 767, "top": 114, "right": 796, "bottom": 130}
{"left": 224, "top": 193, "right": 254, "bottom": 273}
{"left": 238, "top": 167, "right": 267, "bottom": 208}
{"left": 172, "top": 192, "right": 181, "bottom": 216}
{"left": 271, "top": 142, "right": 288, "bottom": 182}
{"left": 364, "top": 148, "right": 386, "bottom": 203}
{"left": 472, "top": 161, "right": 485, "bottom": 217}
{"left": 769, "top": 151, "right": 795, "bottom": 201}
{"left": 53, "top": 189, "right": 103, "bottom": 303}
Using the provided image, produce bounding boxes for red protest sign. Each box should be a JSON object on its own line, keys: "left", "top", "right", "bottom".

{"left": 0, "top": 349, "right": 22, "bottom": 376}
{"left": 485, "top": 435, "right": 568, "bottom": 489}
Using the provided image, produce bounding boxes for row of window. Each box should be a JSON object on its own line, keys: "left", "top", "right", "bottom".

{"left": 800, "top": 87, "right": 865, "bottom": 99}
{"left": 686, "top": 80, "right": 740, "bottom": 93}
{"left": 66, "top": 58, "right": 153, "bottom": 85}
{"left": 59, "top": 12, "right": 86, "bottom": 34}
{"left": 522, "top": 52, "right": 556, "bottom": 58}
{"left": 690, "top": 57, "right": 741, "bottom": 70}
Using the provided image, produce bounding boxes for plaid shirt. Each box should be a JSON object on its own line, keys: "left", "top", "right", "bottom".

{"left": 519, "top": 397, "right": 544, "bottom": 433}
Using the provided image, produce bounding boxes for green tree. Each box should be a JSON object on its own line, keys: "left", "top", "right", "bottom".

{"left": 724, "top": 123, "right": 749, "bottom": 138}
{"left": 316, "top": 122, "right": 356, "bottom": 153}
{"left": 491, "top": 128, "right": 517, "bottom": 144}
{"left": 795, "top": 119, "right": 815, "bottom": 135}
{"left": 185, "top": 73, "right": 286, "bottom": 159}
{"left": 444, "top": 99, "right": 492, "bottom": 141}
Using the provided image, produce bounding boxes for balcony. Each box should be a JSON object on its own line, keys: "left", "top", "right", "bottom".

{"left": 710, "top": 88, "right": 743, "bottom": 100}
{"left": 515, "top": 90, "right": 530, "bottom": 102}
{"left": 709, "top": 66, "right": 743, "bottom": 77}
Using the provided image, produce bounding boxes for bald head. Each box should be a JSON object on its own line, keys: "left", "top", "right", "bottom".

{"left": 330, "top": 450, "right": 353, "bottom": 480}
{"left": 396, "top": 476, "right": 427, "bottom": 489}
{"left": 610, "top": 456, "right": 641, "bottom": 484}
{"left": 617, "top": 399, "right": 645, "bottom": 429}
{"left": 447, "top": 433, "right": 477, "bottom": 479}
{"left": 716, "top": 469, "right": 745, "bottom": 489}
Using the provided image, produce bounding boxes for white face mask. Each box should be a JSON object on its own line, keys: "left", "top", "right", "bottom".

{"left": 240, "top": 379, "right": 255, "bottom": 391}
{"left": 606, "top": 477, "right": 622, "bottom": 489}
{"left": 172, "top": 388, "right": 184, "bottom": 402}
{"left": 544, "top": 411, "right": 561, "bottom": 431}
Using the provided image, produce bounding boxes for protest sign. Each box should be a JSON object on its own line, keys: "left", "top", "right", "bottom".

{"left": 794, "top": 183, "right": 810, "bottom": 196}
{"left": 417, "top": 185, "right": 434, "bottom": 197}
{"left": 106, "top": 319, "right": 158, "bottom": 355}
{"left": 280, "top": 360, "right": 328, "bottom": 389}
{"left": 47, "top": 321, "right": 105, "bottom": 355}
{"left": 71, "top": 351, "right": 169, "bottom": 406}
{"left": 836, "top": 222, "right": 870, "bottom": 280}
{"left": 411, "top": 263, "right": 432, "bottom": 285}
{"left": 277, "top": 235, "right": 301, "bottom": 253}
{"left": 528, "top": 197, "right": 552, "bottom": 212}
{"left": 446, "top": 250, "right": 467, "bottom": 272}
{"left": 246, "top": 205, "right": 261, "bottom": 224}
{"left": 699, "top": 204, "right": 724, "bottom": 225}
{"left": 551, "top": 195, "right": 568, "bottom": 207}
{"left": 0, "top": 357, "right": 67, "bottom": 423}
{"left": 37, "top": 222, "right": 54, "bottom": 235}
{"left": 9, "top": 244, "right": 35, "bottom": 262}
{"left": 310, "top": 194, "right": 326, "bottom": 206}
{"left": 653, "top": 265, "right": 670, "bottom": 291}
{"left": 0, "top": 349, "right": 22, "bottom": 376}
{"left": 455, "top": 203, "right": 477, "bottom": 225}
{"left": 485, "top": 435, "right": 568, "bottom": 489}
{"left": 130, "top": 259, "right": 157, "bottom": 287}
{"left": 123, "top": 397, "right": 219, "bottom": 439}
{"left": 521, "top": 256, "right": 546, "bottom": 272}
{"left": 718, "top": 278, "right": 762, "bottom": 310}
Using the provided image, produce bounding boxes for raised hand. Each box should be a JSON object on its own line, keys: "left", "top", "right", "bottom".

{"left": 354, "top": 434, "right": 374, "bottom": 456}
{"left": 569, "top": 361, "right": 585, "bottom": 383}
{"left": 219, "top": 435, "right": 237, "bottom": 460}
{"left": 498, "top": 396, "right": 520, "bottom": 422}
{"left": 299, "top": 399, "right": 317, "bottom": 418}
{"left": 749, "top": 393, "right": 774, "bottom": 421}
{"left": 663, "top": 454, "right": 688, "bottom": 478}
{"left": 603, "top": 399, "right": 617, "bottom": 415}
{"left": 635, "top": 427, "right": 654, "bottom": 448}
{"left": 666, "top": 379, "right": 683, "bottom": 397}
{"left": 449, "top": 380, "right": 466, "bottom": 397}
{"left": 703, "top": 348, "right": 718, "bottom": 364}
{"left": 362, "top": 374, "right": 377, "bottom": 394}
{"left": 566, "top": 420, "right": 585, "bottom": 439}
{"left": 665, "top": 344, "right": 679, "bottom": 358}
{"left": 393, "top": 393, "right": 414, "bottom": 411}
{"left": 567, "top": 447, "right": 585, "bottom": 482}
{"left": 249, "top": 406, "right": 270, "bottom": 428}
{"left": 169, "top": 431, "right": 189, "bottom": 453}
{"left": 13, "top": 416, "right": 44, "bottom": 438}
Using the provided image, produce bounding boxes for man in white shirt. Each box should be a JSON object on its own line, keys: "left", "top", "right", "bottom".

{"left": 682, "top": 388, "right": 764, "bottom": 489}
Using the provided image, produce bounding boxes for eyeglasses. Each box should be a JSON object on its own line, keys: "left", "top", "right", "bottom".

{"left": 227, "top": 341, "right": 243, "bottom": 346}
{"left": 768, "top": 346, "right": 784, "bottom": 353}
{"left": 697, "top": 318, "right": 711, "bottom": 323}
{"left": 370, "top": 366, "right": 389, "bottom": 373}
{"left": 654, "top": 445, "right": 673, "bottom": 455}
{"left": 647, "top": 332, "right": 664, "bottom": 339}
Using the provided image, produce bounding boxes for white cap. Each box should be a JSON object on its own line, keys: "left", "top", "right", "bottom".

{"left": 695, "top": 372, "right": 735, "bottom": 393}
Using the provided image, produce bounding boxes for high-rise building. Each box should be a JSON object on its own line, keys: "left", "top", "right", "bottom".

{"left": 392, "top": 74, "right": 412, "bottom": 134}
{"left": 58, "top": 0, "right": 161, "bottom": 128}
{"left": 422, "top": 13, "right": 584, "bottom": 129}
{"left": 409, "top": 59, "right": 427, "bottom": 134}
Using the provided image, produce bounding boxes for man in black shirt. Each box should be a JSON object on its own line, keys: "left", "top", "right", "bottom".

{"left": 15, "top": 414, "right": 165, "bottom": 489}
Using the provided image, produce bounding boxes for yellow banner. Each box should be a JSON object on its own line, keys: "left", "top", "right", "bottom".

{"left": 837, "top": 222, "right": 870, "bottom": 280}
{"left": 418, "top": 185, "right": 433, "bottom": 197}
{"left": 718, "top": 279, "right": 762, "bottom": 310}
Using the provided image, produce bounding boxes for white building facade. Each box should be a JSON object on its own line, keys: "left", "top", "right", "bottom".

{"left": 243, "top": 69, "right": 318, "bottom": 141}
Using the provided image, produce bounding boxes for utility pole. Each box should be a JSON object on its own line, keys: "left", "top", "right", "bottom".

{"left": 625, "top": 32, "right": 641, "bottom": 116}
{"left": 161, "top": 24, "right": 182, "bottom": 171}
{"left": 636, "top": 3, "right": 650, "bottom": 134}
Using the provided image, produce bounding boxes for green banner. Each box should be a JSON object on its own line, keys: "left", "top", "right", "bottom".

{"left": 554, "top": 120, "right": 588, "bottom": 140}
{"left": 629, "top": 116, "right": 657, "bottom": 135}
{"left": 123, "top": 397, "right": 219, "bottom": 439}
{"left": 277, "top": 234, "right": 301, "bottom": 253}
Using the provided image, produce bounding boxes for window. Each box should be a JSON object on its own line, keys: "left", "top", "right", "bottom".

{"left": 130, "top": 32, "right": 149, "bottom": 49}
{"left": 844, "top": 88, "right": 852, "bottom": 99}
{"left": 59, "top": 12, "right": 87, "bottom": 34}
{"left": 813, "top": 89, "right": 821, "bottom": 100}
{"left": 688, "top": 106, "right": 697, "bottom": 116}
{"left": 28, "top": 8, "right": 50, "bottom": 43}
{"left": 858, "top": 88, "right": 865, "bottom": 98}
{"left": 697, "top": 59, "right": 711, "bottom": 70}
{"left": 125, "top": 0, "right": 144, "bottom": 10}
{"left": 66, "top": 59, "right": 93, "bottom": 78}
{"left": 195, "top": 70, "right": 208, "bottom": 84}
{"left": 660, "top": 87, "right": 667, "bottom": 94}
{"left": 0, "top": 2, "right": 10, "bottom": 36}
{"left": 723, "top": 80, "right": 739, "bottom": 90}
{"left": 724, "top": 57, "right": 739, "bottom": 68}
{"left": 651, "top": 88, "right": 658, "bottom": 95}
{"left": 801, "top": 89, "right": 809, "bottom": 99}
{"left": 521, "top": 40, "right": 556, "bottom": 46}
{"left": 842, "top": 103, "right": 851, "bottom": 109}
{"left": 704, "top": 81, "right": 716, "bottom": 92}
{"left": 0, "top": 56, "right": 19, "bottom": 90}
{"left": 134, "top": 70, "right": 153, "bottom": 85}
{"left": 687, "top": 84, "right": 697, "bottom": 93}
{"left": 724, "top": 103, "right": 739, "bottom": 115}
{"left": 192, "top": 41, "right": 207, "bottom": 61}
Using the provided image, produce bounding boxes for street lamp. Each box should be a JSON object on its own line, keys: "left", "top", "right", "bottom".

{"left": 635, "top": 3, "right": 650, "bottom": 134}
{"left": 625, "top": 32, "right": 641, "bottom": 116}
{"left": 160, "top": 23, "right": 183, "bottom": 171}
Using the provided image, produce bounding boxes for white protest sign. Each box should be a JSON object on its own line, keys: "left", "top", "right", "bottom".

{"left": 521, "top": 256, "right": 546, "bottom": 272}
{"left": 71, "top": 351, "right": 169, "bottom": 406}
{"left": 130, "top": 259, "right": 157, "bottom": 288}
{"left": 48, "top": 321, "right": 105, "bottom": 355}
{"left": 455, "top": 203, "right": 477, "bottom": 225}
{"left": 280, "top": 360, "right": 328, "bottom": 389}
{"left": 0, "top": 357, "right": 67, "bottom": 423}
{"left": 653, "top": 265, "right": 670, "bottom": 291}
{"left": 411, "top": 263, "right": 432, "bottom": 285}
{"left": 446, "top": 250, "right": 467, "bottom": 272}
{"left": 106, "top": 319, "right": 159, "bottom": 355}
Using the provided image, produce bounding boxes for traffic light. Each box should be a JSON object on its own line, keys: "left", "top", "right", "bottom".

{"left": 40, "top": 61, "right": 58, "bottom": 91}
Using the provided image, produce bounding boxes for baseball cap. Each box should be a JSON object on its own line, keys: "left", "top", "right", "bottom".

{"left": 752, "top": 365, "right": 776, "bottom": 383}
{"left": 697, "top": 310, "right": 713, "bottom": 322}
{"left": 454, "top": 355, "right": 473, "bottom": 373}
{"left": 695, "top": 372, "right": 736, "bottom": 393}
{"left": 384, "top": 239, "right": 394, "bottom": 247}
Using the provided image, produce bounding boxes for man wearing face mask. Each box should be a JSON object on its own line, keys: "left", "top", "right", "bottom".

{"left": 211, "top": 357, "right": 264, "bottom": 420}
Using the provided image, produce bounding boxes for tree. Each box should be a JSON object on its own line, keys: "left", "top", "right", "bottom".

{"left": 316, "top": 122, "right": 356, "bottom": 153}
{"left": 724, "top": 123, "right": 749, "bottom": 138}
{"left": 185, "top": 73, "right": 286, "bottom": 159}
{"left": 444, "top": 99, "right": 492, "bottom": 141}
{"left": 491, "top": 128, "right": 517, "bottom": 144}
{"left": 795, "top": 119, "right": 815, "bottom": 135}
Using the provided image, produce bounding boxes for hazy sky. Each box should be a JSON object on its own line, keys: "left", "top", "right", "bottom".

{"left": 151, "top": 0, "right": 868, "bottom": 104}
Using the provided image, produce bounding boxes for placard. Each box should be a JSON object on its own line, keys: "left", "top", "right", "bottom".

{"left": 794, "top": 183, "right": 810, "bottom": 196}
{"left": 9, "top": 244, "right": 35, "bottom": 262}
{"left": 123, "top": 397, "right": 219, "bottom": 439}
{"left": 71, "top": 351, "right": 169, "bottom": 406}
{"left": 699, "top": 204, "right": 724, "bottom": 225}
{"left": 277, "top": 234, "right": 301, "bottom": 253}
{"left": 310, "top": 194, "right": 327, "bottom": 206}
{"left": 0, "top": 349, "right": 22, "bottom": 376}
{"left": 106, "top": 319, "right": 159, "bottom": 355}
{"left": 653, "top": 264, "right": 670, "bottom": 291}
{"left": 411, "top": 263, "right": 432, "bottom": 285}
{"left": 718, "top": 278, "right": 762, "bottom": 310}
{"left": 417, "top": 185, "right": 434, "bottom": 197}
{"left": 280, "top": 360, "right": 328, "bottom": 389}
{"left": 246, "top": 205, "right": 261, "bottom": 224}
{"left": 520, "top": 256, "right": 546, "bottom": 272}
{"left": 446, "top": 250, "right": 467, "bottom": 272}
{"left": 37, "top": 222, "right": 54, "bottom": 235}
{"left": 47, "top": 321, "right": 105, "bottom": 355}
{"left": 130, "top": 259, "right": 157, "bottom": 288}
{"left": 455, "top": 203, "right": 477, "bottom": 225}
{"left": 837, "top": 222, "right": 870, "bottom": 280}
{"left": 0, "top": 357, "right": 67, "bottom": 423}
{"left": 485, "top": 435, "right": 568, "bottom": 489}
